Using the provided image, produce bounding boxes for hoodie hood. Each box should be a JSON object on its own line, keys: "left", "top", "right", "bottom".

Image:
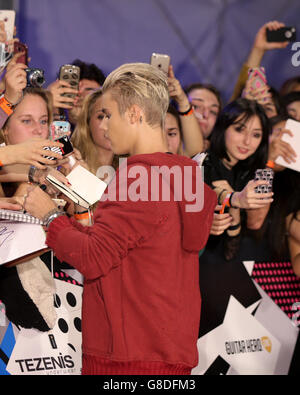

{"left": 125, "top": 152, "right": 217, "bottom": 252}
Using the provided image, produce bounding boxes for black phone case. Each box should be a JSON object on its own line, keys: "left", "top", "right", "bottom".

{"left": 266, "top": 27, "right": 296, "bottom": 42}
{"left": 57, "top": 135, "right": 74, "bottom": 156}
{"left": 43, "top": 137, "right": 73, "bottom": 160}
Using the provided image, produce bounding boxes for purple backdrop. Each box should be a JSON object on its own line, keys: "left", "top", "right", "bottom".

{"left": 14, "top": 0, "right": 300, "bottom": 102}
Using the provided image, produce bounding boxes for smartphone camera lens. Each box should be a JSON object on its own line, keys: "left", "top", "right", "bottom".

{"left": 285, "top": 31, "right": 292, "bottom": 39}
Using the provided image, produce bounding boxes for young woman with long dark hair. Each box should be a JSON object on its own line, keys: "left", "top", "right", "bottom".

{"left": 198, "top": 98, "right": 273, "bottom": 336}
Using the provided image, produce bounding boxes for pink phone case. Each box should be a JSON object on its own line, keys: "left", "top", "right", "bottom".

{"left": 248, "top": 67, "right": 267, "bottom": 91}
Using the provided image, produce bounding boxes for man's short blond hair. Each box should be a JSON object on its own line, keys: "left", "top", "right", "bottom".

{"left": 102, "top": 63, "right": 169, "bottom": 128}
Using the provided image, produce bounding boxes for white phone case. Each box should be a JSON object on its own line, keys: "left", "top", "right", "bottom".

{"left": 0, "top": 10, "right": 15, "bottom": 41}
{"left": 150, "top": 53, "right": 170, "bottom": 75}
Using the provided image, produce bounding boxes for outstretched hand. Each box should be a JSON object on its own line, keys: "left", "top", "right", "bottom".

{"left": 1, "top": 137, "right": 64, "bottom": 168}
{"left": 167, "top": 65, "right": 190, "bottom": 110}
{"left": 231, "top": 179, "right": 273, "bottom": 209}
{"left": 0, "top": 197, "right": 23, "bottom": 211}
{"left": 253, "top": 21, "right": 290, "bottom": 51}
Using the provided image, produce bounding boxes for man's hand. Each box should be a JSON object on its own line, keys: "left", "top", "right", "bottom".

{"left": 0, "top": 197, "right": 22, "bottom": 211}
{"left": 23, "top": 184, "right": 57, "bottom": 220}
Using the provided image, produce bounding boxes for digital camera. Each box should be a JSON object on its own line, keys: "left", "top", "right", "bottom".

{"left": 25, "top": 68, "right": 45, "bottom": 88}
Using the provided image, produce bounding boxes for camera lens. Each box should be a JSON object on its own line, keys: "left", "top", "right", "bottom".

{"left": 37, "top": 76, "right": 45, "bottom": 85}
{"left": 27, "top": 69, "right": 45, "bottom": 88}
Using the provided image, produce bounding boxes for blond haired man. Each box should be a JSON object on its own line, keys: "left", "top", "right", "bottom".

{"left": 24, "top": 63, "right": 216, "bottom": 375}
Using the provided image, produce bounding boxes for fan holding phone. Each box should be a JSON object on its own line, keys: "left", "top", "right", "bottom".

{"left": 231, "top": 20, "right": 295, "bottom": 110}
{"left": 243, "top": 67, "right": 271, "bottom": 104}
{"left": 48, "top": 60, "right": 105, "bottom": 128}
{"left": 242, "top": 66, "right": 282, "bottom": 119}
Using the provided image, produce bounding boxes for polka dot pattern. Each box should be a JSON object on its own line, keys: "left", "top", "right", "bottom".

{"left": 252, "top": 262, "right": 300, "bottom": 320}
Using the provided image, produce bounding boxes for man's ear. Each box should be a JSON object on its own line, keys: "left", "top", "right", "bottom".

{"left": 127, "top": 104, "right": 143, "bottom": 125}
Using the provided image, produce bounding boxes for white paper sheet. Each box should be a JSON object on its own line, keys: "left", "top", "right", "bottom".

{"left": 275, "top": 119, "right": 300, "bottom": 172}
{"left": 0, "top": 222, "right": 47, "bottom": 265}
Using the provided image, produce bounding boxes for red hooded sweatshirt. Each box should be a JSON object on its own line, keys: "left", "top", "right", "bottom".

{"left": 46, "top": 153, "right": 217, "bottom": 375}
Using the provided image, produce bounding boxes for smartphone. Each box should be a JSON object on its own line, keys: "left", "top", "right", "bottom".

{"left": 59, "top": 64, "right": 80, "bottom": 98}
{"left": 0, "top": 10, "right": 15, "bottom": 41}
{"left": 150, "top": 53, "right": 170, "bottom": 75}
{"left": 49, "top": 120, "right": 71, "bottom": 140}
{"left": 43, "top": 135, "right": 73, "bottom": 160}
{"left": 248, "top": 67, "right": 267, "bottom": 91}
{"left": 254, "top": 169, "right": 274, "bottom": 194}
{"left": 266, "top": 26, "right": 296, "bottom": 42}
{"left": 13, "top": 41, "right": 28, "bottom": 64}
{"left": 56, "top": 135, "right": 74, "bottom": 156}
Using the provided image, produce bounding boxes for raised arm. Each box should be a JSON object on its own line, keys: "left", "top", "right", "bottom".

{"left": 168, "top": 65, "right": 203, "bottom": 156}
{"left": 230, "top": 21, "right": 289, "bottom": 101}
